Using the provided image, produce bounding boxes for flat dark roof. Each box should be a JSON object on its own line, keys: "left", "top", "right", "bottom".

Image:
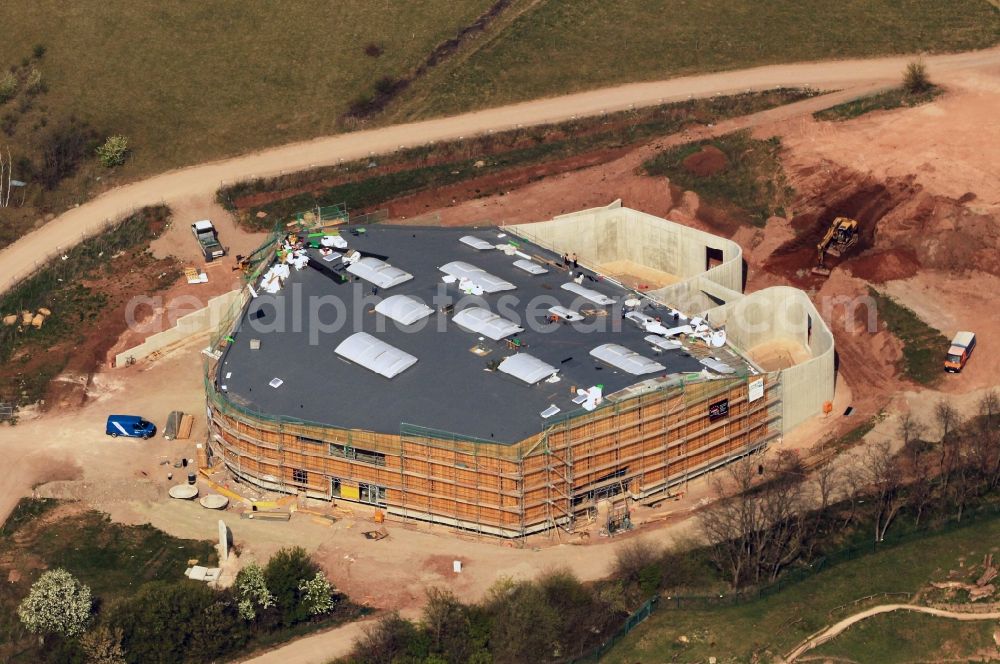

{"left": 217, "top": 225, "right": 741, "bottom": 444}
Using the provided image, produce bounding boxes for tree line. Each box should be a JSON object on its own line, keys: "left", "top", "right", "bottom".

{"left": 340, "top": 390, "right": 1000, "bottom": 663}
{"left": 701, "top": 390, "right": 1000, "bottom": 588}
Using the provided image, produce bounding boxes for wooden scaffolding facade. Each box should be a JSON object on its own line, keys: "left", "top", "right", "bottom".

{"left": 206, "top": 367, "right": 781, "bottom": 538}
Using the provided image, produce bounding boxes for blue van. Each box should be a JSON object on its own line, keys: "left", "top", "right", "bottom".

{"left": 106, "top": 415, "right": 156, "bottom": 439}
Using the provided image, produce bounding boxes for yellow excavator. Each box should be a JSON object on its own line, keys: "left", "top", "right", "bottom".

{"left": 812, "top": 216, "right": 859, "bottom": 276}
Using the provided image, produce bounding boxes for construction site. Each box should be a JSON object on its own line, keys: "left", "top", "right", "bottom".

{"left": 201, "top": 203, "right": 833, "bottom": 537}
{"left": 1, "top": 43, "right": 999, "bottom": 662}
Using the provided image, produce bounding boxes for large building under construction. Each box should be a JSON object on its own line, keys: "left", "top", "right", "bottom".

{"left": 204, "top": 202, "right": 834, "bottom": 537}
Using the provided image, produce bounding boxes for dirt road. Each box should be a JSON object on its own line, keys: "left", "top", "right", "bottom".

{"left": 240, "top": 617, "right": 380, "bottom": 664}
{"left": 784, "top": 603, "right": 1000, "bottom": 662}
{"left": 3, "top": 46, "right": 999, "bottom": 293}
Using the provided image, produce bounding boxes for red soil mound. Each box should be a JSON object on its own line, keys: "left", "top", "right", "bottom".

{"left": 682, "top": 145, "right": 728, "bottom": 177}
{"left": 848, "top": 247, "right": 922, "bottom": 282}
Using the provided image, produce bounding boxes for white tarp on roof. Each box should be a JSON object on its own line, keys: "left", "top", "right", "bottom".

{"left": 452, "top": 307, "right": 523, "bottom": 340}
{"left": 346, "top": 257, "right": 413, "bottom": 289}
{"left": 549, "top": 305, "right": 584, "bottom": 322}
{"left": 334, "top": 332, "right": 417, "bottom": 378}
{"left": 700, "top": 357, "right": 736, "bottom": 374}
{"left": 645, "top": 334, "right": 682, "bottom": 351}
{"left": 589, "top": 343, "right": 665, "bottom": 375}
{"left": 561, "top": 282, "right": 615, "bottom": 305}
{"left": 439, "top": 261, "right": 515, "bottom": 293}
{"left": 375, "top": 295, "right": 434, "bottom": 326}
{"left": 513, "top": 258, "right": 548, "bottom": 275}
{"left": 460, "top": 235, "right": 494, "bottom": 250}
{"left": 498, "top": 353, "right": 557, "bottom": 385}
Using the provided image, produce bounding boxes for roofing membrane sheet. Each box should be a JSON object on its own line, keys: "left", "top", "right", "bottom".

{"left": 562, "top": 282, "right": 616, "bottom": 305}
{"left": 513, "top": 258, "right": 548, "bottom": 275}
{"left": 439, "top": 261, "right": 515, "bottom": 293}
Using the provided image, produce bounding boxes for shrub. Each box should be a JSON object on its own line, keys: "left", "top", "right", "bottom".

{"left": 485, "top": 578, "right": 560, "bottom": 664}
{"left": 79, "top": 625, "right": 127, "bottom": 664}
{"left": 903, "top": 60, "right": 931, "bottom": 94}
{"left": 612, "top": 539, "right": 661, "bottom": 589}
{"left": 110, "top": 580, "right": 246, "bottom": 664}
{"left": 422, "top": 588, "right": 490, "bottom": 663}
{"left": 17, "top": 568, "right": 93, "bottom": 638}
{"left": 235, "top": 562, "right": 274, "bottom": 620}
{"left": 96, "top": 135, "right": 129, "bottom": 168}
{"left": 364, "top": 42, "right": 384, "bottom": 57}
{"left": 33, "top": 44, "right": 47, "bottom": 59}
{"left": 374, "top": 76, "right": 402, "bottom": 96}
{"left": 298, "top": 571, "right": 336, "bottom": 616}
{"left": 263, "top": 546, "right": 321, "bottom": 627}
{"left": 25, "top": 68, "right": 43, "bottom": 94}
{"left": 1, "top": 112, "right": 16, "bottom": 136}
{"left": 0, "top": 71, "right": 17, "bottom": 104}
{"left": 353, "top": 611, "right": 423, "bottom": 664}
{"left": 39, "top": 119, "right": 99, "bottom": 189}
{"left": 638, "top": 564, "right": 663, "bottom": 597}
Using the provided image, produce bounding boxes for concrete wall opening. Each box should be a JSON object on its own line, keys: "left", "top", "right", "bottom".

{"left": 706, "top": 246, "right": 724, "bottom": 270}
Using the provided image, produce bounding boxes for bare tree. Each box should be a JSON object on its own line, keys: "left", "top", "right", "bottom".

{"left": 975, "top": 390, "right": 1000, "bottom": 490}
{"left": 699, "top": 452, "right": 807, "bottom": 587}
{"left": 895, "top": 413, "right": 934, "bottom": 526}
{"left": 946, "top": 430, "right": 985, "bottom": 522}
{"left": 935, "top": 400, "right": 961, "bottom": 486}
{"left": 758, "top": 455, "right": 808, "bottom": 582}
{"left": 841, "top": 456, "right": 868, "bottom": 530}
{"left": 898, "top": 412, "right": 921, "bottom": 448}
{"left": 979, "top": 389, "right": 999, "bottom": 430}
{"left": 860, "top": 440, "right": 906, "bottom": 543}
{"left": 700, "top": 456, "right": 758, "bottom": 587}
{"left": 813, "top": 461, "right": 841, "bottom": 514}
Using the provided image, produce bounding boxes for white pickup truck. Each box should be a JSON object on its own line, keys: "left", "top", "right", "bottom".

{"left": 191, "top": 220, "right": 225, "bottom": 262}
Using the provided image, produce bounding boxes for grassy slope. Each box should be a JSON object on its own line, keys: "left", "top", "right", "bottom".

{"left": 0, "top": 0, "right": 492, "bottom": 176}
{"left": 813, "top": 611, "right": 997, "bottom": 662}
{"left": 869, "top": 287, "right": 950, "bottom": 386}
{"left": 814, "top": 85, "right": 943, "bottom": 121}
{"left": 225, "top": 89, "right": 815, "bottom": 227}
{"left": 602, "top": 515, "right": 1000, "bottom": 663}
{"left": 394, "top": 0, "right": 1000, "bottom": 119}
{"left": 642, "top": 130, "right": 792, "bottom": 226}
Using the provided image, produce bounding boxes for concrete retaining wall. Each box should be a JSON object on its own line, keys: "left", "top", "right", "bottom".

{"left": 509, "top": 201, "right": 742, "bottom": 293}
{"left": 706, "top": 286, "right": 835, "bottom": 433}
{"left": 115, "top": 289, "right": 244, "bottom": 366}
{"left": 511, "top": 204, "right": 835, "bottom": 433}
{"left": 649, "top": 275, "right": 744, "bottom": 315}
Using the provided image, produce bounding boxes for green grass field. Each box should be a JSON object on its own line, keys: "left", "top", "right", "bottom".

{"left": 812, "top": 611, "right": 997, "bottom": 662}
{"left": 0, "top": 1, "right": 995, "bottom": 179}
{"left": 601, "top": 514, "right": 1000, "bottom": 663}
{"left": 393, "top": 0, "right": 1000, "bottom": 120}
{"left": 0, "top": 0, "right": 493, "bottom": 176}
